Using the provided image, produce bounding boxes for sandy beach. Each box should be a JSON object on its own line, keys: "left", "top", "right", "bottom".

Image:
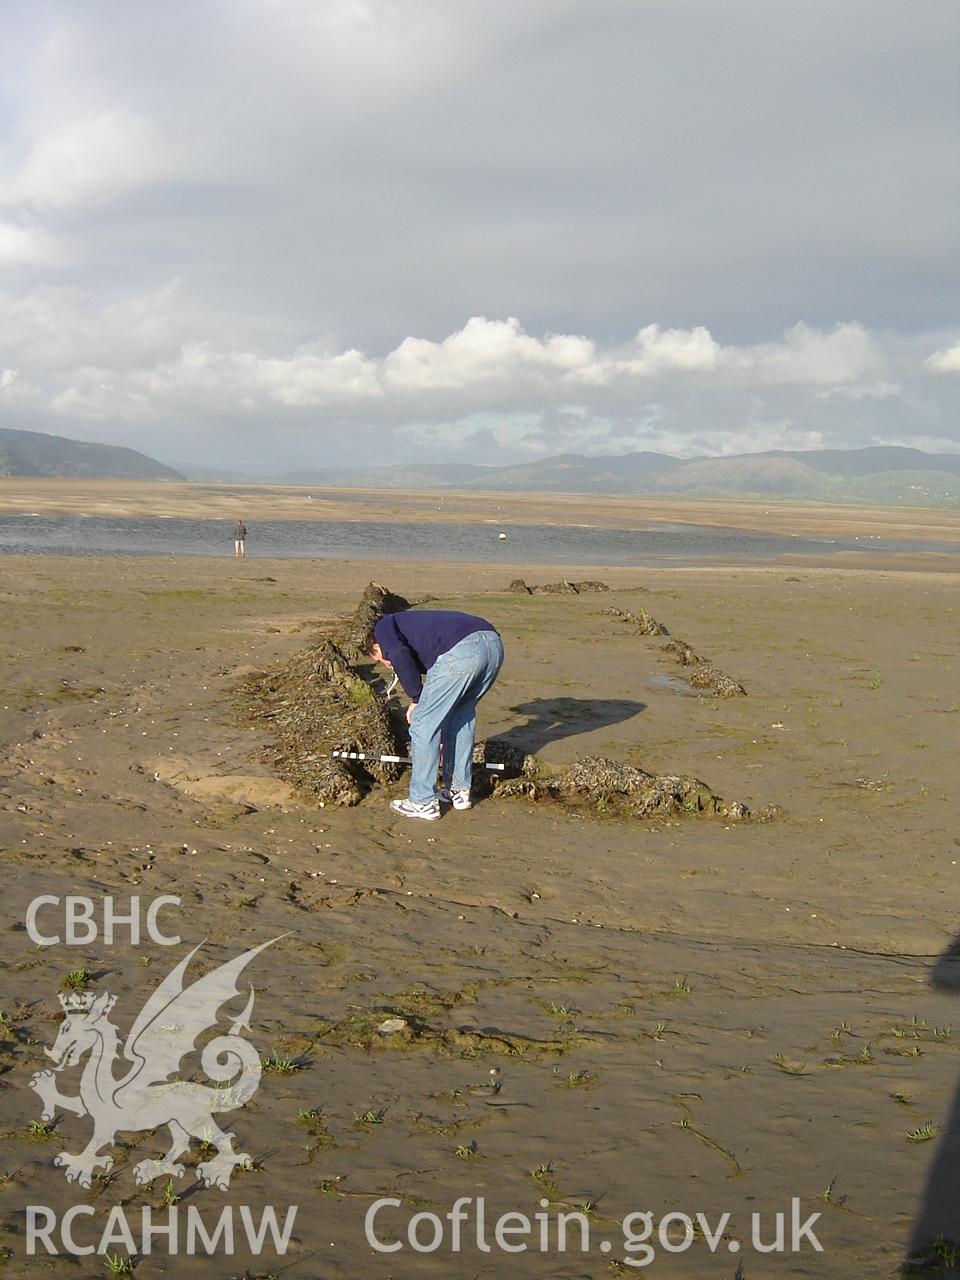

{"left": 1, "top": 521, "right": 959, "bottom": 1277}
{"left": 3, "top": 0, "right": 956, "bottom": 1272}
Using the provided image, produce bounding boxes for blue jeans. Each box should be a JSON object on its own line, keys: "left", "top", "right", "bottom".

{"left": 408, "top": 630, "right": 504, "bottom": 804}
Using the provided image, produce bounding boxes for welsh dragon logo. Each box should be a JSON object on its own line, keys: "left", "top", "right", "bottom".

{"left": 29, "top": 937, "right": 281, "bottom": 1191}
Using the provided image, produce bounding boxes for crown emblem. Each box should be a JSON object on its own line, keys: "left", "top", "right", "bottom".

{"left": 58, "top": 991, "right": 95, "bottom": 1013}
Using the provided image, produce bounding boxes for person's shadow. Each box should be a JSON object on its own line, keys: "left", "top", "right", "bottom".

{"left": 905, "top": 934, "right": 960, "bottom": 1274}
{"left": 499, "top": 697, "right": 646, "bottom": 755}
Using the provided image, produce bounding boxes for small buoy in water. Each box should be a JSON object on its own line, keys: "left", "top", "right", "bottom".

{"left": 498, "top": 532, "right": 507, "bottom": 540}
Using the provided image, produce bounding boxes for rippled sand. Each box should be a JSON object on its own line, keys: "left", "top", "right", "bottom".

{"left": 1, "top": 550, "right": 958, "bottom": 1276}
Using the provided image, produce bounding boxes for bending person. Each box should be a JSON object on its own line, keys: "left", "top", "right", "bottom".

{"left": 367, "top": 610, "right": 504, "bottom": 821}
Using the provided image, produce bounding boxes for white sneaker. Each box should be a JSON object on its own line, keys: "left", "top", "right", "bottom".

{"left": 438, "top": 788, "right": 473, "bottom": 810}
{"left": 390, "top": 797, "right": 441, "bottom": 821}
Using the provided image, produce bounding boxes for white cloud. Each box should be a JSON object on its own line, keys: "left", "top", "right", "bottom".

{"left": 814, "top": 380, "right": 902, "bottom": 401}
{"left": 38, "top": 316, "right": 915, "bottom": 418}
{"left": 0, "top": 366, "right": 43, "bottom": 407}
{"left": 5, "top": 311, "right": 951, "bottom": 467}
{"left": 674, "top": 425, "right": 826, "bottom": 458}
{"left": 384, "top": 317, "right": 596, "bottom": 390}
{"left": 618, "top": 325, "right": 722, "bottom": 376}
{"left": 399, "top": 413, "right": 831, "bottom": 462}
{"left": 0, "top": 281, "right": 187, "bottom": 373}
{"left": 0, "top": 219, "right": 56, "bottom": 267}
{"left": 725, "top": 322, "right": 882, "bottom": 385}
{"left": 926, "top": 343, "right": 960, "bottom": 373}
{"left": 564, "top": 322, "right": 884, "bottom": 389}
{"left": 872, "top": 434, "right": 960, "bottom": 455}
{"left": 2, "top": 110, "right": 167, "bottom": 214}
{"left": 0, "top": 369, "right": 24, "bottom": 399}
{"left": 0, "top": 2, "right": 956, "bottom": 464}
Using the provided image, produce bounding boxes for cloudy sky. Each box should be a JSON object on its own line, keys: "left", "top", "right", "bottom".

{"left": 1, "top": 0, "right": 958, "bottom": 471}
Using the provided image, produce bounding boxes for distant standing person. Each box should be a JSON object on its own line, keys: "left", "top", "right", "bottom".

{"left": 367, "top": 610, "right": 504, "bottom": 820}
{"left": 234, "top": 519, "right": 247, "bottom": 557}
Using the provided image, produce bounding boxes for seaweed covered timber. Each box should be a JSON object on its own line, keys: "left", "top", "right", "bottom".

{"left": 499, "top": 755, "right": 775, "bottom": 821}
{"left": 338, "top": 581, "right": 414, "bottom": 658}
{"left": 235, "top": 582, "right": 413, "bottom": 806}
{"left": 603, "top": 605, "right": 668, "bottom": 636}
{"left": 603, "top": 605, "right": 745, "bottom": 696}
{"left": 236, "top": 581, "right": 767, "bottom": 820}
{"left": 507, "top": 578, "right": 610, "bottom": 594}
{"left": 662, "top": 637, "right": 747, "bottom": 698}
{"left": 512, "top": 586, "right": 745, "bottom": 696}
{"left": 236, "top": 635, "right": 397, "bottom": 806}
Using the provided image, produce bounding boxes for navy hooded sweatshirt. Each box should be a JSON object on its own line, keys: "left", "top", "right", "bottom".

{"left": 373, "top": 610, "right": 497, "bottom": 701}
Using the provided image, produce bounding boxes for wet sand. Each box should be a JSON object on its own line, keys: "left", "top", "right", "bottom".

{"left": 1, "top": 548, "right": 959, "bottom": 1277}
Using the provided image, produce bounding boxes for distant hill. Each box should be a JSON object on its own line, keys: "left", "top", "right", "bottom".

{"left": 272, "top": 446, "right": 960, "bottom": 504}
{"left": 8, "top": 428, "right": 957, "bottom": 503}
{"left": 0, "top": 427, "right": 185, "bottom": 480}
{"left": 172, "top": 462, "right": 259, "bottom": 483}
{"left": 269, "top": 462, "right": 489, "bottom": 488}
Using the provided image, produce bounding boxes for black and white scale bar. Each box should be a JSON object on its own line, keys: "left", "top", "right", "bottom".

{"left": 332, "top": 750, "right": 506, "bottom": 772}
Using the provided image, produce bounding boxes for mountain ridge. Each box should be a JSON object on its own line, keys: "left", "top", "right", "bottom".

{"left": 2, "top": 427, "right": 958, "bottom": 504}
{"left": 0, "top": 427, "right": 184, "bottom": 480}
{"left": 266, "top": 445, "right": 960, "bottom": 504}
